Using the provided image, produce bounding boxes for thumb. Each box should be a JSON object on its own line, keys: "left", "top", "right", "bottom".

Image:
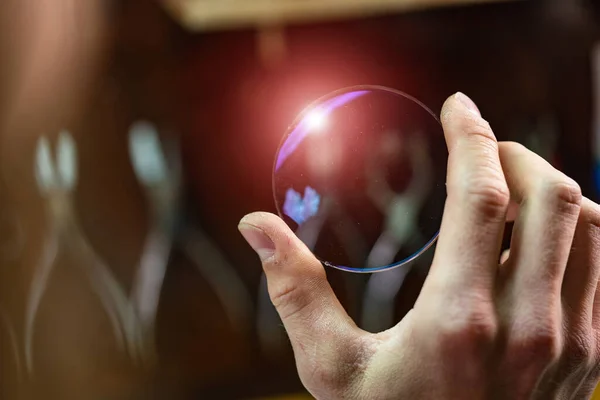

{"left": 238, "top": 212, "right": 362, "bottom": 375}
{"left": 238, "top": 211, "right": 354, "bottom": 331}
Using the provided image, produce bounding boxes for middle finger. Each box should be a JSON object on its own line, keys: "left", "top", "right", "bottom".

{"left": 498, "top": 141, "right": 581, "bottom": 384}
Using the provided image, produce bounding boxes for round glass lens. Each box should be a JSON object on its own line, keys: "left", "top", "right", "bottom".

{"left": 273, "top": 85, "right": 447, "bottom": 272}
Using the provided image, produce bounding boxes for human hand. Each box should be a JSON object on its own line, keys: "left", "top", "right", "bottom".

{"left": 238, "top": 93, "right": 600, "bottom": 399}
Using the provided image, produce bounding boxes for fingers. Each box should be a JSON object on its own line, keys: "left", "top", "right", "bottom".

{"left": 497, "top": 142, "right": 581, "bottom": 390}
{"left": 238, "top": 212, "right": 367, "bottom": 391}
{"left": 595, "top": 273, "right": 600, "bottom": 334}
{"left": 239, "top": 212, "right": 353, "bottom": 328}
{"left": 424, "top": 93, "right": 508, "bottom": 300}
{"left": 499, "top": 141, "right": 581, "bottom": 298}
{"left": 547, "top": 197, "right": 600, "bottom": 399}
{"left": 585, "top": 200, "right": 600, "bottom": 338}
{"left": 563, "top": 198, "right": 600, "bottom": 335}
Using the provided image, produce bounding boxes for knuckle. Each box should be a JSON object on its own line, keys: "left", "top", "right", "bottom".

{"left": 269, "top": 281, "right": 312, "bottom": 321}
{"left": 592, "top": 338, "right": 600, "bottom": 372}
{"left": 564, "top": 333, "right": 594, "bottom": 369}
{"left": 462, "top": 179, "right": 510, "bottom": 221}
{"left": 499, "top": 141, "right": 532, "bottom": 163}
{"left": 511, "top": 328, "right": 562, "bottom": 367}
{"left": 463, "top": 118, "right": 496, "bottom": 144}
{"left": 468, "top": 127, "right": 500, "bottom": 154}
{"left": 264, "top": 257, "right": 327, "bottom": 321}
{"left": 590, "top": 353, "right": 600, "bottom": 379}
{"left": 448, "top": 116, "right": 510, "bottom": 223}
{"left": 501, "top": 140, "right": 528, "bottom": 152}
{"left": 439, "top": 306, "right": 498, "bottom": 354}
{"left": 459, "top": 121, "right": 499, "bottom": 161}
{"left": 582, "top": 197, "right": 600, "bottom": 229}
{"left": 537, "top": 175, "right": 582, "bottom": 213}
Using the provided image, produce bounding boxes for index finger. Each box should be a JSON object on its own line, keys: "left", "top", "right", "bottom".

{"left": 422, "top": 93, "right": 509, "bottom": 300}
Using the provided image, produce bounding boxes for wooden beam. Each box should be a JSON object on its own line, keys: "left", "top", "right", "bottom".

{"left": 162, "top": 0, "right": 525, "bottom": 32}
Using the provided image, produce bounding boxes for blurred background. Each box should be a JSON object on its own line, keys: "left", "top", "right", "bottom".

{"left": 1, "top": 0, "right": 600, "bottom": 398}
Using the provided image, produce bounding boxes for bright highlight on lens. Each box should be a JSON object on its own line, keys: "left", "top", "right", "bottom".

{"left": 304, "top": 108, "right": 328, "bottom": 132}
{"left": 272, "top": 85, "right": 448, "bottom": 273}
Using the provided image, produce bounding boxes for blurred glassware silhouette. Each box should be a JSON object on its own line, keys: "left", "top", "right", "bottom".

{"left": 27, "top": 131, "right": 143, "bottom": 376}
{"left": 128, "top": 120, "right": 253, "bottom": 343}
{"left": 0, "top": 183, "right": 23, "bottom": 391}
{"left": 0, "top": 306, "right": 22, "bottom": 385}
{"left": 361, "top": 130, "right": 433, "bottom": 332}
{"left": 23, "top": 117, "right": 254, "bottom": 381}
{"left": 128, "top": 120, "right": 181, "bottom": 364}
{"left": 179, "top": 226, "right": 254, "bottom": 336}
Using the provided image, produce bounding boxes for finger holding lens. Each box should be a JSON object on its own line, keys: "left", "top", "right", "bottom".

{"left": 420, "top": 93, "right": 508, "bottom": 308}
{"left": 403, "top": 94, "right": 508, "bottom": 395}
{"left": 238, "top": 212, "right": 374, "bottom": 399}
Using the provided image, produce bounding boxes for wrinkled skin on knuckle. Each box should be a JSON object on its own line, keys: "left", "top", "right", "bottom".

{"left": 508, "top": 327, "right": 563, "bottom": 374}
{"left": 268, "top": 281, "right": 307, "bottom": 320}
{"left": 582, "top": 198, "right": 600, "bottom": 229}
{"left": 263, "top": 249, "right": 328, "bottom": 321}
{"left": 589, "top": 354, "right": 600, "bottom": 382}
{"left": 462, "top": 118, "right": 497, "bottom": 148}
{"left": 445, "top": 116, "right": 510, "bottom": 222}
{"left": 448, "top": 140, "right": 509, "bottom": 222}
{"left": 579, "top": 200, "right": 600, "bottom": 270}
{"left": 268, "top": 275, "right": 324, "bottom": 321}
{"left": 587, "top": 339, "right": 600, "bottom": 380}
{"left": 462, "top": 177, "right": 511, "bottom": 222}
{"left": 421, "top": 295, "right": 498, "bottom": 366}
{"left": 437, "top": 305, "right": 498, "bottom": 361}
{"left": 263, "top": 242, "right": 326, "bottom": 278}
{"left": 550, "top": 334, "right": 599, "bottom": 400}
{"left": 535, "top": 175, "right": 582, "bottom": 217}
{"left": 447, "top": 109, "right": 495, "bottom": 142}
{"left": 494, "top": 330, "right": 562, "bottom": 398}
{"left": 563, "top": 333, "right": 595, "bottom": 372}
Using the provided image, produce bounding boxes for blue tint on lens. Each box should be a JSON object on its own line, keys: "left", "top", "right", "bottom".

{"left": 283, "top": 186, "right": 321, "bottom": 225}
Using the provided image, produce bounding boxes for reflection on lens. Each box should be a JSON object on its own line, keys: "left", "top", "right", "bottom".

{"left": 273, "top": 85, "right": 447, "bottom": 273}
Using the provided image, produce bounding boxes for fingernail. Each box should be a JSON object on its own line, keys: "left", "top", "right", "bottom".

{"left": 455, "top": 92, "right": 481, "bottom": 116}
{"left": 238, "top": 223, "right": 276, "bottom": 261}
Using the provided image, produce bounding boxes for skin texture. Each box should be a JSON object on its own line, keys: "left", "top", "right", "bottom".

{"left": 239, "top": 93, "right": 600, "bottom": 400}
